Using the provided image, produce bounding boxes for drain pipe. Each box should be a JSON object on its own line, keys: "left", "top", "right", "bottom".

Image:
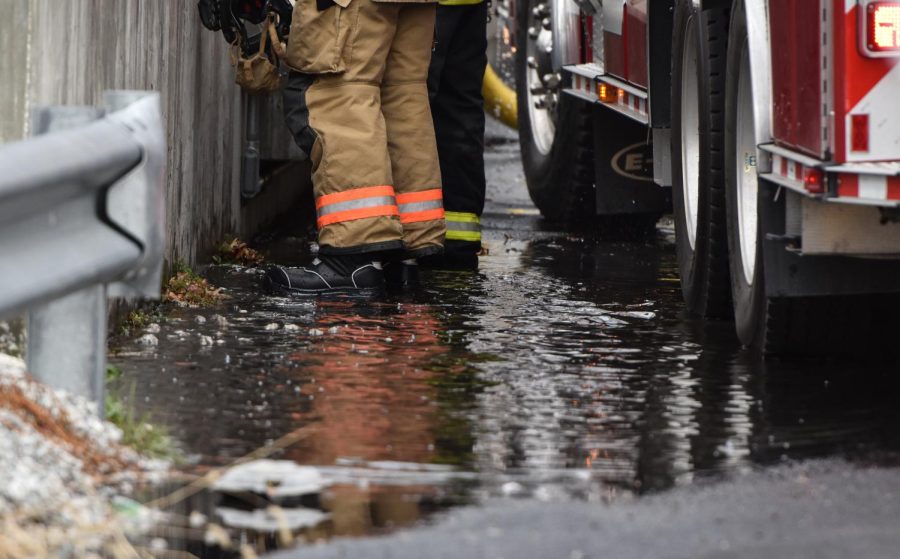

{"left": 241, "top": 93, "right": 261, "bottom": 199}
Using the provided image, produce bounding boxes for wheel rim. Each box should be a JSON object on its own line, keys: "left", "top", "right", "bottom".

{"left": 680, "top": 16, "right": 701, "bottom": 250}
{"left": 525, "top": 2, "right": 560, "bottom": 156}
{"left": 735, "top": 44, "right": 758, "bottom": 284}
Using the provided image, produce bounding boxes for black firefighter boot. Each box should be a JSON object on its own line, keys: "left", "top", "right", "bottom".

{"left": 264, "top": 254, "right": 385, "bottom": 296}
{"left": 418, "top": 240, "right": 479, "bottom": 270}
{"left": 384, "top": 258, "right": 421, "bottom": 289}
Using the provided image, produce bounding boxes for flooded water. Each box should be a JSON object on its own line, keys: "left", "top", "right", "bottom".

{"left": 109, "top": 129, "right": 900, "bottom": 556}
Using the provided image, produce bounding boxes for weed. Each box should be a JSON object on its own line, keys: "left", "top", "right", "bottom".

{"left": 119, "top": 309, "right": 159, "bottom": 336}
{"left": 106, "top": 365, "right": 123, "bottom": 382}
{"left": 105, "top": 383, "right": 180, "bottom": 461}
{"left": 171, "top": 260, "right": 193, "bottom": 275}
{"left": 165, "top": 261, "right": 224, "bottom": 308}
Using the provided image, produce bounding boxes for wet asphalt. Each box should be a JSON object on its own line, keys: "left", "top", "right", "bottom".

{"left": 111, "top": 120, "right": 900, "bottom": 557}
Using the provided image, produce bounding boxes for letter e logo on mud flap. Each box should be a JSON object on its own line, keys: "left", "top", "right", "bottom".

{"left": 612, "top": 142, "right": 654, "bottom": 182}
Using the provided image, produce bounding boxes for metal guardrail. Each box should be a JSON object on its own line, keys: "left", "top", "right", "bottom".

{"left": 0, "top": 91, "right": 167, "bottom": 413}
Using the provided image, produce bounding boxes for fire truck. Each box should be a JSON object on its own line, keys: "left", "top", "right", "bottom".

{"left": 499, "top": 0, "right": 900, "bottom": 355}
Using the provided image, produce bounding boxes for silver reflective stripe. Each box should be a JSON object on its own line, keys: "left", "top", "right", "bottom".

{"left": 398, "top": 200, "right": 443, "bottom": 215}
{"left": 446, "top": 220, "right": 481, "bottom": 232}
{"left": 317, "top": 195, "right": 396, "bottom": 217}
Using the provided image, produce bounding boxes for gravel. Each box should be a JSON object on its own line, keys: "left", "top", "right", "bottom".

{"left": 0, "top": 352, "right": 168, "bottom": 557}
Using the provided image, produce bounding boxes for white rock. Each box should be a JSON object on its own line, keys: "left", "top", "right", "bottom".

{"left": 0, "top": 354, "right": 26, "bottom": 377}
{"left": 194, "top": 315, "right": 208, "bottom": 325}
{"left": 199, "top": 335, "right": 214, "bottom": 346}
{"left": 283, "top": 324, "right": 301, "bottom": 332}
{"left": 309, "top": 328, "right": 324, "bottom": 337}
{"left": 145, "top": 323, "right": 161, "bottom": 334}
{"left": 265, "top": 323, "right": 280, "bottom": 331}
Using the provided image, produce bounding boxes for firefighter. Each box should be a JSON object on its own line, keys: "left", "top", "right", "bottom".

{"left": 266, "top": 0, "right": 446, "bottom": 296}
{"left": 423, "top": 0, "right": 488, "bottom": 269}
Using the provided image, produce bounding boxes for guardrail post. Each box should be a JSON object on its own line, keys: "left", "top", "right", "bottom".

{"left": 26, "top": 107, "right": 109, "bottom": 413}
{"left": 27, "top": 287, "right": 109, "bottom": 409}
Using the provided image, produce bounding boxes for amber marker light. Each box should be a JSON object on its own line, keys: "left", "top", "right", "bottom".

{"left": 597, "top": 82, "right": 618, "bottom": 103}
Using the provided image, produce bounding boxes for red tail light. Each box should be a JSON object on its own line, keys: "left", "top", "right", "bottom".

{"left": 803, "top": 168, "right": 825, "bottom": 194}
{"left": 861, "top": 1, "right": 900, "bottom": 57}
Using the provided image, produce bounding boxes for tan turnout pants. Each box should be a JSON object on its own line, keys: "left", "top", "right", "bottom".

{"left": 284, "top": 0, "right": 446, "bottom": 257}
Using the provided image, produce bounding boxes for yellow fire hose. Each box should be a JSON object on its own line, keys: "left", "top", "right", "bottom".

{"left": 482, "top": 64, "right": 518, "bottom": 130}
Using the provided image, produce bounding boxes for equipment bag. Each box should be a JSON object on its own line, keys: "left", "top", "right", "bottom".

{"left": 230, "top": 18, "right": 283, "bottom": 94}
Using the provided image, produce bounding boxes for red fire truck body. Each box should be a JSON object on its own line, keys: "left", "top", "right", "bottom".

{"left": 505, "top": 0, "right": 900, "bottom": 354}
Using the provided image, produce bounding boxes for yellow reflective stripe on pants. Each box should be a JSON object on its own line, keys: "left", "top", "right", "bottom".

{"left": 439, "top": 0, "right": 484, "bottom": 5}
{"left": 445, "top": 211, "right": 481, "bottom": 242}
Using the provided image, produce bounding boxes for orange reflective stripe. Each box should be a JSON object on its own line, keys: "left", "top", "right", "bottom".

{"left": 397, "top": 188, "right": 444, "bottom": 224}
{"left": 315, "top": 185, "right": 399, "bottom": 228}
{"left": 399, "top": 208, "right": 445, "bottom": 224}
{"left": 316, "top": 185, "right": 396, "bottom": 210}
{"left": 396, "top": 189, "right": 443, "bottom": 205}
{"left": 317, "top": 205, "right": 399, "bottom": 228}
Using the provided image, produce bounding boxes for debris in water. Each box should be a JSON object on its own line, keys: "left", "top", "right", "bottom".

{"left": 215, "top": 505, "right": 328, "bottom": 532}
{"left": 215, "top": 237, "right": 266, "bottom": 267}
{"left": 138, "top": 334, "right": 159, "bottom": 347}
{"left": 189, "top": 510, "right": 207, "bottom": 527}
{"left": 213, "top": 459, "right": 327, "bottom": 498}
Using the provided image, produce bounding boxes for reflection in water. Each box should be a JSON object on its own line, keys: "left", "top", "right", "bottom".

{"left": 112, "top": 233, "right": 900, "bottom": 555}
{"left": 277, "top": 299, "right": 479, "bottom": 538}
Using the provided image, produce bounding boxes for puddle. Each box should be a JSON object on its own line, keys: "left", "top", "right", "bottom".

{"left": 109, "top": 122, "right": 900, "bottom": 555}
{"left": 110, "top": 228, "right": 900, "bottom": 556}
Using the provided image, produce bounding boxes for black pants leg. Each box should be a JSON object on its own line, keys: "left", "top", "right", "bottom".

{"left": 428, "top": 3, "right": 488, "bottom": 260}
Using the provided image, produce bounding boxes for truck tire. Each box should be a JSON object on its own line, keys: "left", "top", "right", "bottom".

{"left": 725, "top": 0, "right": 821, "bottom": 356}
{"left": 725, "top": 0, "right": 899, "bottom": 357}
{"left": 671, "top": 2, "right": 732, "bottom": 318}
{"left": 725, "top": 0, "right": 768, "bottom": 349}
{"left": 515, "top": 0, "right": 594, "bottom": 227}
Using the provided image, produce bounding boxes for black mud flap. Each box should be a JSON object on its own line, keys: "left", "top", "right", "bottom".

{"left": 592, "top": 105, "right": 671, "bottom": 215}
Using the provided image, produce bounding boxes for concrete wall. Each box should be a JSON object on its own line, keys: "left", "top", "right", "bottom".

{"left": 0, "top": 1, "right": 30, "bottom": 145}
{"left": 0, "top": 0, "right": 307, "bottom": 266}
